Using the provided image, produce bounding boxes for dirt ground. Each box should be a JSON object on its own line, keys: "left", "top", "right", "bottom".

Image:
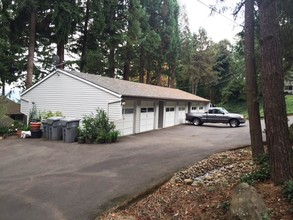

{"left": 99, "top": 147, "right": 293, "bottom": 220}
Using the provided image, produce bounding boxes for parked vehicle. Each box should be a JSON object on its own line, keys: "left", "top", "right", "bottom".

{"left": 185, "top": 107, "right": 246, "bottom": 128}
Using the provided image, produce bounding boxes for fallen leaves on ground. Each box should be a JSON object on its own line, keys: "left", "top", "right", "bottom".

{"left": 100, "top": 147, "right": 293, "bottom": 220}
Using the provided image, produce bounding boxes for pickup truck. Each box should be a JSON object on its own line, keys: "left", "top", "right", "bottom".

{"left": 185, "top": 107, "right": 246, "bottom": 128}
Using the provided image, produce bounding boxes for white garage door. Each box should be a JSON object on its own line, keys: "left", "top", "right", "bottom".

{"left": 121, "top": 107, "right": 134, "bottom": 135}
{"left": 178, "top": 106, "right": 186, "bottom": 124}
{"left": 165, "top": 107, "right": 175, "bottom": 127}
{"left": 140, "top": 101, "right": 155, "bottom": 132}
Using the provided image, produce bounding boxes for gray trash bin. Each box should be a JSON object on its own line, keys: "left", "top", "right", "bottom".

{"left": 42, "top": 119, "right": 49, "bottom": 139}
{"left": 47, "top": 117, "right": 63, "bottom": 141}
{"left": 61, "top": 118, "right": 80, "bottom": 143}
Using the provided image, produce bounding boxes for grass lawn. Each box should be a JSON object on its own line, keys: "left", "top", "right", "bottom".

{"left": 220, "top": 95, "right": 293, "bottom": 118}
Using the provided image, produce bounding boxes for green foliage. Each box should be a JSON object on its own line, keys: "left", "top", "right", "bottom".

{"left": 285, "top": 95, "right": 293, "bottom": 115}
{"left": 81, "top": 113, "right": 98, "bottom": 141}
{"left": 220, "top": 101, "right": 249, "bottom": 117}
{"left": 282, "top": 180, "right": 293, "bottom": 205}
{"left": 29, "top": 103, "right": 63, "bottom": 122}
{"left": 79, "top": 109, "right": 119, "bottom": 144}
{"left": 241, "top": 154, "right": 270, "bottom": 185}
{"left": 220, "top": 95, "right": 293, "bottom": 119}
{"left": 0, "top": 97, "right": 7, "bottom": 119}
{"left": 0, "top": 124, "right": 9, "bottom": 136}
{"left": 219, "top": 200, "right": 230, "bottom": 213}
{"left": 29, "top": 103, "right": 39, "bottom": 122}
{"left": 95, "top": 109, "right": 117, "bottom": 143}
{"left": 38, "top": 110, "right": 63, "bottom": 120}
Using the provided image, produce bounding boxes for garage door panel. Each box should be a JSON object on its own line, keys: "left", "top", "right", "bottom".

{"left": 140, "top": 104, "right": 155, "bottom": 132}
{"left": 178, "top": 106, "right": 186, "bottom": 124}
{"left": 120, "top": 107, "right": 134, "bottom": 136}
{"left": 165, "top": 107, "right": 175, "bottom": 127}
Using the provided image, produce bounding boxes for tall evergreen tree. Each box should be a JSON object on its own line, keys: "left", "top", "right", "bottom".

{"left": 244, "top": 0, "right": 264, "bottom": 158}
{"left": 51, "top": 0, "right": 80, "bottom": 69}
{"left": 122, "top": 0, "right": 144, "bottom": 80}
{"left": 258, "top": 0, "right": 293, "bottom": 183}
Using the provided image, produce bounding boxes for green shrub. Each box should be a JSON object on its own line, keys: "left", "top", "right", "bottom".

{"left": 241, "top": 154, "right": 270, "bottom": 185}
{"left": 79, "top": 109, "right": 119, "bottom": 144}
{"left": 0, "top": 124, "right": 9, "bottom": 136}
{"left": 283, "top": 180, "right": 293, "bottom": 205}
{"left": 82, "top": 113, "right": 99, "bottom": 141}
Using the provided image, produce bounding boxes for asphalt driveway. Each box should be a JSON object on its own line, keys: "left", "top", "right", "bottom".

{"left": 0, "top": 118, "right": 283, "bottom": 220}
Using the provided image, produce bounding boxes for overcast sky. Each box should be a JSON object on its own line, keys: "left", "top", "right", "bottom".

{"left": 178, "top": 0, "right": 244, "bottom": 43}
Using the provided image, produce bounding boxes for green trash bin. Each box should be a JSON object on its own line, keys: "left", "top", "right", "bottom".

{"left": 61, "top": 118, "right": 80, "bottom": 143}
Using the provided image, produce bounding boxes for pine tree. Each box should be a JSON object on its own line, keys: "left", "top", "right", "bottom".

{"left": 258, "top": 0, "right": 293, "bottom": 183}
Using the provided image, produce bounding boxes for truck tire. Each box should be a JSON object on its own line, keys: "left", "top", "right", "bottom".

{"left": 193, "top": 118, "right": 202, "bottom": 126}
{"left": 229, "top": 119, "right": 240, "bottom": 128}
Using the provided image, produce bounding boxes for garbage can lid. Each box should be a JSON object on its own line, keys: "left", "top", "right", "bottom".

{"left": 60, "top": 118, "right": 80, "bottom": 126}
{"left": 41, "top": 119, "right": 48, "bottom": 124}
{"left": 47, "top": 117, "right": 64, "bottom": 124}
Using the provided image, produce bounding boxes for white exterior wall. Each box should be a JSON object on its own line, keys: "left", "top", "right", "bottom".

{"left": 20, "top": 70, "right": 210, "bottom": 136}
{"left": 190, "top": 101, "right": 210, "bottom": 113}
{"left": 21, "top": 72, "right": 121, "bottom": 121}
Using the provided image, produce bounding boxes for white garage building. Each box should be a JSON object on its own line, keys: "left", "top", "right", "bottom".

{"left": 21, "top": 69, "right": 210, "bottom": 136}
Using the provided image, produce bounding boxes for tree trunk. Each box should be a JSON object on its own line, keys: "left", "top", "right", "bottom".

{"left": 26, "top": 8, "right": 37, "bottom": 89}
{"left": 139, "top": 47, "right": 144, "bottom": 83}
{"left": 258, "top": 0, "right": 293, "bottom": 183}
{"left": 123, "top": 62, "right": 130, "bottom": 80}
{"left": 146, "top": 57, "right": 151, "bottom": 84}
{"left": 169, "top": 65, "right": 176, "bottom": 88}
{"left": 245, "top": 0, "right": 264, "bottom": 158}
{"left": 57, "top": 42, "right": 65, "bottom": 69}
{"left": 108, "top": 48, "right": 115, "bottom": 78}
{"left": 123, "top": 45, "right": 131, "bottom": 80}
{"left": 1, "top": 77, "right": 5, "bottom": 96}
{"left": 156, "top": 68, "right": 162, "bottom": 86}
{"left": 80, "top": 0, "right": 90, "bottom": 72}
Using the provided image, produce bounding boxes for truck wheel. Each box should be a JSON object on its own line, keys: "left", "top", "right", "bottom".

{"left": 229, "top": 119, "right": 240, "bottom": 128}
{"left": 193, "top": 118, "right": 202, "bottom": 126}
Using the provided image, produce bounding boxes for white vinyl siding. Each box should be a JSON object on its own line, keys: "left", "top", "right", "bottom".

{"left": 21, "top": 73, "right": 120, "bottom": 120}
{"left": 108, "top": 102, "right": 122, "bottom": 121}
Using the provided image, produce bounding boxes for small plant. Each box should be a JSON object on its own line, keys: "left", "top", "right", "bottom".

{"left": 240, "top": 154, "right": 270, "bottom": 185}
{"left": 77, "top": 127, "right": 85, "bottom": 144}
{"left": 219, "top": 200, "right": 230, "bottom": 213}
{"left": 283, "top": 180, "right": 293, "bottom": 205}
{"left": 29, "top": 103, "right": 39, "bottom": 122}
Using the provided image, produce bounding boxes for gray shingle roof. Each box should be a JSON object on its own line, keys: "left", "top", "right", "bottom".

{"left": 62, "top": 70, "right": 210, "bottom": 102}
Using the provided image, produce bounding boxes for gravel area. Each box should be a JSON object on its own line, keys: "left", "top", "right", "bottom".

{"left": 99, "top": 147, "right": 293, "bottom": 220}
